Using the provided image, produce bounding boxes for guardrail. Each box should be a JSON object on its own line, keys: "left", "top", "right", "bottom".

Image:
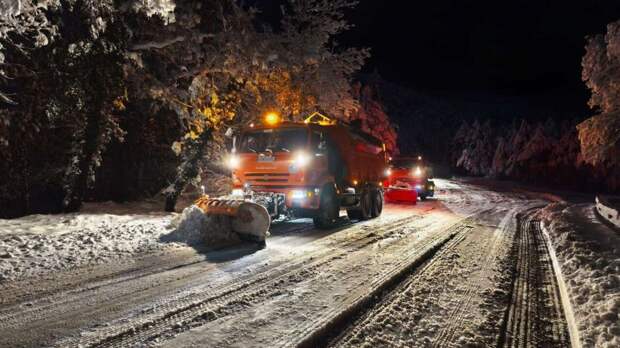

{"left": 595, "top": 195, "right": 620, "bottom": 229}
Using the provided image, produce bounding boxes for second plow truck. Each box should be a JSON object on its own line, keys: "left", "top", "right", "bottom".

{"left": 195, "top": 112, "right": 389, "bottom": 243}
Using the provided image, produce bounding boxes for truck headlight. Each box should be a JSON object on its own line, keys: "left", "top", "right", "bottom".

{"left": 413, "top": 166, "right": 422, "bottom": 177}
{"left": 291, "top": 190, "right": 306, "bottom": 200}
{"left": 293, "top": 151, "right": 311, "bottom": 167}
{"left": 231, "top": 188, "right": 244, "bottom": 196}
{"left": 385, "top": 168, "right": 392, "bottom": 176}
{"left": 226, "top": 155, "right": 240, "bottom": 169}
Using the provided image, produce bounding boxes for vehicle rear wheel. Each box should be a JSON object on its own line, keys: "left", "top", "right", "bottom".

{"left": 371, "top": 188, "right": 383, "bottom": 218}
{"left": 313, "top": 185, "right": 340, "bottom": 229}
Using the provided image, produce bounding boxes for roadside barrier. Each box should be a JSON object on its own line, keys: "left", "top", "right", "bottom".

{"left": 595, "top": 195, "right": 620, "bottom": 229}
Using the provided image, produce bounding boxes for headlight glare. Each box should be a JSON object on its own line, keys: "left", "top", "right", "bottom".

{"left": 413, "top": 166, "right": 422, "bottom": 177}
{"left": 226, "top": 155, "right": 240, "bottom": 169}
{"left": 291, "top": 190, "right": 305, "bottom": 199}
{"left": 293, "top": 151, "right": 311, "bottom": 167}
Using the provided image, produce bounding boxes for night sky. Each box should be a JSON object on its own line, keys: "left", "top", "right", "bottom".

{"left": 341, "top": 1, "right": 620, "bottom": 96}
{"left": 255, "top": 0, "right": 620, "bottom": 112}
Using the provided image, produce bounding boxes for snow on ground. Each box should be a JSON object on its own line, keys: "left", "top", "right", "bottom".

{"left": 0, "top": 202, "right": 180, "bottom": 282}
{"left": 0, "top": 199, "right": 266, "bottom": 283}
{"left": 0, "top": 213, "right": 175, "bottom": 283}
{"left": 538, "top": 203, "right": 620, "bottom": 348}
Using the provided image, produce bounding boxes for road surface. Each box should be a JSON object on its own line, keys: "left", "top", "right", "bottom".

{"left": 0, "top": 179, "right": 576, "bottom": 347}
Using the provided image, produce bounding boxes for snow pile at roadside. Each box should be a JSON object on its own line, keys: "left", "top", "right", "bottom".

{"left": 538, "top": 203, "right": 620, "bottom": 348}
{"left": 164, "top": 205, "right": 241, "bottom": 247}
{"left": 0, "top": 207, "right": 176, "bottom": 283}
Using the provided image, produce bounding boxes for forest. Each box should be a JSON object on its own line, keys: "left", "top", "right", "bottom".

{"left": 0, "top": 1, "right": 618, "bottom": 218}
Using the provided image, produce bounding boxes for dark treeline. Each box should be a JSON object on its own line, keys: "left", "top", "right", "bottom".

{"left": 451, "top": 118, "right": 619, "bottom": 192}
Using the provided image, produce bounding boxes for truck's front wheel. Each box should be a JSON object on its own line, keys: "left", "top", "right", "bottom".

{"left": 313, "top": 185, "right": 340, "bottom": 229}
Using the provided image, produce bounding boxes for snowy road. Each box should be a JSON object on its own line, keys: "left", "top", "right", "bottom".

{"left": 0, "top": 179, "right": 610, "bottom": 347}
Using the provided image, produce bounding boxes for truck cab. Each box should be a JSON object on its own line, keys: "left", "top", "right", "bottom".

{"left": 385, "top": 156, "right": 435, "bottom": 201}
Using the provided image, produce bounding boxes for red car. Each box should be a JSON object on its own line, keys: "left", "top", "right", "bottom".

{"left": 383, "top": 157, "right": 435, "bottom": 203}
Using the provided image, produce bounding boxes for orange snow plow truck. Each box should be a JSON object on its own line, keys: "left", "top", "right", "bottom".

{"left": 195, "top": 112, "right": 388, "bottom": 243}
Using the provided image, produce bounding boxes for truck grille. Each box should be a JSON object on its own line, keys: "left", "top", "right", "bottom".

{"left": 245, "top": 173, "right": 290, "bottom": 183}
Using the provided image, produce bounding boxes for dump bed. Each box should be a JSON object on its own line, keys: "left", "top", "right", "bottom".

{"left": 312, "top": 123, "right": 387, "bottom": 186}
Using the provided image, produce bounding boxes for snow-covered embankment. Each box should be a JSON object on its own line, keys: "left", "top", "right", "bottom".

{"left": 538, "top": 203, "right": 620, "bottom": 348}
{"left": 0, "top": 202, "right": 242, "bottom": 283}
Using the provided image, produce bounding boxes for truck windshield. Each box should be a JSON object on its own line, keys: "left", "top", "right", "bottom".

{"left": 391, "top": 158, "right": 421, "bottom": 169}
{"left": 239, "top": 128, "right": 308, "bottom": 153}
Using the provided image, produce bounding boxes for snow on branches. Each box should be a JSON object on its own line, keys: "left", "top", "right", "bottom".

{"left": 351, "top": 81, "right": 398, "bottom": 154}
{"left": 579, "top": 19, "right": 620, "bottom": 167}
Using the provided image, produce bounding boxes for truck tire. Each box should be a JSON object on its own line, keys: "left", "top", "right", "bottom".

{"left": 371, "top": 188, "right": 383, "bottom": 218}
{"left": 313, "top": 185, "right": 340, "bottom": 229}
{"left": 348, "top": 187, "right": 372, "bottom": 221}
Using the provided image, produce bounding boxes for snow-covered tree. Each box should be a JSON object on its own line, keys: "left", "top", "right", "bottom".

{"left": 579, "top": 19, "right": 620, "bottom": 167}
{"left": 504, "top": 119, "right": 531, "bottom": 177}
{"left": 455, "top": 119, "right": 495, "bottom": 176}
{"left": 490, "top": 136, "right": 508, "bottom": 177}
{"left": 350, "top": 82, "right": 397, "bottom": 154}
{"left": 0, "top": 0, "right": 129, "bottom": 213}
{"left": 450, "top": 121, "right": 471, "bottom": 172}
{"left": 515, "top": 122, "right": 555, "bottom": 181}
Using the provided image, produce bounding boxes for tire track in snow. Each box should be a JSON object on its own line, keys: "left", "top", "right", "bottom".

{"left": 499, "top": 210, "right": 571, "bottom": 348}
{"left": 540, "top": 221, "right": 581, "bottom": 348}
{"left": 52, "top": 215, "right": 423, "bottom": 347}
{"left": 331, "top": 207, "right": 519, "bottom": 348}
{"left": 432, "top": 208, "right": 516, "bottom": 347}
{"left": 291, "top": 221, "right": 473, "bottom": 348}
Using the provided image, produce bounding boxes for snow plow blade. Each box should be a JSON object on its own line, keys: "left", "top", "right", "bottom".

{"left": 194, "top": 196, "right": 271, "bottom": 243}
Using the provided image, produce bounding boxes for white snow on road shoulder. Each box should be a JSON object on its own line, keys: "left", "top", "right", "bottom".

{"left": 538, "top": 203, "right": 620, "bottom": 348}
{"left": 0, "top": 202, "right": 178, "bottom": 282}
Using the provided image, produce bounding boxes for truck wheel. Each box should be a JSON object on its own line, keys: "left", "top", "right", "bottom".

{"left": 347, "top": 187, "right": 371, "bottom": 221}
{"left": 371, "top": 188, "right": 383, "bottom": 218}
{"left": 313, "top": 185, "right": 339, "bottom": 229}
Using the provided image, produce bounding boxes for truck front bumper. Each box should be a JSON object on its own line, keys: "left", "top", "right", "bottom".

{"left": 232, "top": 186, "right": 321, "bottom": 216}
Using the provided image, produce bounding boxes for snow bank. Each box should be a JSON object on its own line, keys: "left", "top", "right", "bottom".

{"left": 163, "top": 205, "right": 242, "bottom": 248}
{"left": 0, "top": 204, "right": 176, "bottom": 283}
{"left": 538, "top": 203, "right": 620, "bottom": 348}
{"left": 0, "top": 200, "right": 261, "bottom": 283}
